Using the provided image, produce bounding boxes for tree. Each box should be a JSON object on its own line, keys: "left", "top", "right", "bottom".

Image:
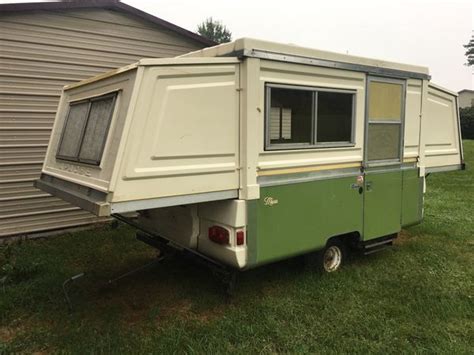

{"left": 464, "top": 35, "right": 474, "bottom": 66}
{"left": 197, "top": 17, "right": 232, "bottom": 44}
{"left": 460, "top": 106, "right": 474, "bottom": 139}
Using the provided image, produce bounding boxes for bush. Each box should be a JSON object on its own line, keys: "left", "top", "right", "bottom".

{"left": 460, "top": 106, "right": 474, "bottom": 139}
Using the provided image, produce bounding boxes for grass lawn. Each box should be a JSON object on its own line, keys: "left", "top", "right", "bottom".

{"left": 1, "top": 141, "right": 473, "bottom": 353}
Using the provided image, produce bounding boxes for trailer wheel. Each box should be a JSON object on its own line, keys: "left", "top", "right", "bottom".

{"left": 322, "top": 245, "right": 343, "bottom": 272}
{"left": 312, "top": 239, "right": 347, "bottom": 273}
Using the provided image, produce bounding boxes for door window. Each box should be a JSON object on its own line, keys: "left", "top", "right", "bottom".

{"left": 366, "top": 79, "right": 405, "bottom": 162}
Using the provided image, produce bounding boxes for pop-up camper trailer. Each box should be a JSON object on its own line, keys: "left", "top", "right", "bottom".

{"left": 36, "top": 38, "right": 464, "bottom": 274}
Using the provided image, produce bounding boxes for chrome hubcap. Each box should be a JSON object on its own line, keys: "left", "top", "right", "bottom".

{"left": 323, "top": 246, "right": 342, "bottom": 272}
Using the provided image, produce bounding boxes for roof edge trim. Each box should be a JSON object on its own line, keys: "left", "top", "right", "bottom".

{"left": 237, "top": 49, "right": 431, "bottom": 80}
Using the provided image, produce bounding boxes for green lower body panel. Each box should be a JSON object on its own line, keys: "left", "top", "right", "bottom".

{"left": 245, "top": 168, "right": 425, "bottom": 269}
{"left": 401, "top": 169, "right": 424, "bottom": 227}
{"left": 248, "top": 175, "right": 363, "bottom": 267}
{"left": 363, "top": 170, "right": 403, "bottom": 240}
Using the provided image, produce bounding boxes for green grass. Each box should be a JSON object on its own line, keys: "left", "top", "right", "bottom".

{"left": 1, "top": 142, "right": 473, "bottom": 353}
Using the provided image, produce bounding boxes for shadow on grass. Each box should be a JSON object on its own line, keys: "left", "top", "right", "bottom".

{"left": 1, "top": 223, "right": 370, "bottom": 329}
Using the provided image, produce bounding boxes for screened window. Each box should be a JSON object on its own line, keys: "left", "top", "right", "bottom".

{"left": 56, "top": 92, "right": 117, "bottom": 165}
{"left": 366, "top": 79, "right": 404, "bottom": 162}
{"left": 266, "top": 85, "right": 354, "bottom": 149}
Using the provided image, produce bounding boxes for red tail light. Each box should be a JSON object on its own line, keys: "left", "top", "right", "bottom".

{"left": 236, "top": 230, "right": 245, "bottom": 246}
{"left": 208, "top": 225, "right": 229, "bottom": 245}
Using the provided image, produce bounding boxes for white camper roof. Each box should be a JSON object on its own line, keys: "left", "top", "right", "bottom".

{"left": 178, "top": 37, "right": 430, "bottom": 80}
{"left": 66, "top": 37, "right": 431, "bottom": 91}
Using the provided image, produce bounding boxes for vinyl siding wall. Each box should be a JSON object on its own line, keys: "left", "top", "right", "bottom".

{"left": 0, "top": 8, "right": 205, "bottom": 238}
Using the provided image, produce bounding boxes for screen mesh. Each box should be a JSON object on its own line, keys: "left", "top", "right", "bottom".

{"left": 367, "top": 123, "right": 401, "bottom": 161}
{"left": 57, "top": 102, "right": 89, "bottom": 160}
{"left": 78, "top": 95, "right": 116, "bottom": 164}
{"left": 56, "top": 93, "right": 117, "bottom": 165}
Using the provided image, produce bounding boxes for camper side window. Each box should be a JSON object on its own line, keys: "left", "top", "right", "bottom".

{"left": 56, "top": 92, "right": 117, "bottom": 166}
{"left": 266, "top": 85, "right": 355, "bottom": 150}
{"left": 268, "top": 87, "right": 313, "bottom": 145}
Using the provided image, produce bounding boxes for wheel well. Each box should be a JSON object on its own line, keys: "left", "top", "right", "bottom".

{"left": 327, "top": 231, "right": 360, "bottom": 248}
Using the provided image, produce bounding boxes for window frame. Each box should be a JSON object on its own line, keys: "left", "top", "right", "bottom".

{"left": 364, "top": 76, "right": 406, "bottom": 166}
{"left": 264, "top": 83, "right": 356, "bottom": 151}
{"left": 56, "top": 91, "right": 118, "bottom": 166}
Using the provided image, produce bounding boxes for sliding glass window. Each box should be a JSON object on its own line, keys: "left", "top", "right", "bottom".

{"left": 265, "top": 84, "right": 355, "bottom": 150}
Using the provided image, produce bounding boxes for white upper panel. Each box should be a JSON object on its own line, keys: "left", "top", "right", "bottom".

{"left": 421, "top": 83, "right": 462, "bottom": 169}
{"left": 111, "top": 62, "right": 241, "bottom": 202}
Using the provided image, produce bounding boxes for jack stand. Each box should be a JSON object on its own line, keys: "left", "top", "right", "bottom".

{"left": 212, "top": 267, "right": 239, "bottom": 297}
{"left": 113, "top": 213, "right": 241, "bottom": 296}
{"left": 223, "top": 270, "right": 238, "bottom": 297}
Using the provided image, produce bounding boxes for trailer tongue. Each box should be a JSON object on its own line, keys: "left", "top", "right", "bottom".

{"left": 35, "top": 38, "right": 464, "bottom": 272}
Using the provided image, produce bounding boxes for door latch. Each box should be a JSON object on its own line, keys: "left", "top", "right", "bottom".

{"left": 351, "top": 175, "right": 365, "bottom": 194}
